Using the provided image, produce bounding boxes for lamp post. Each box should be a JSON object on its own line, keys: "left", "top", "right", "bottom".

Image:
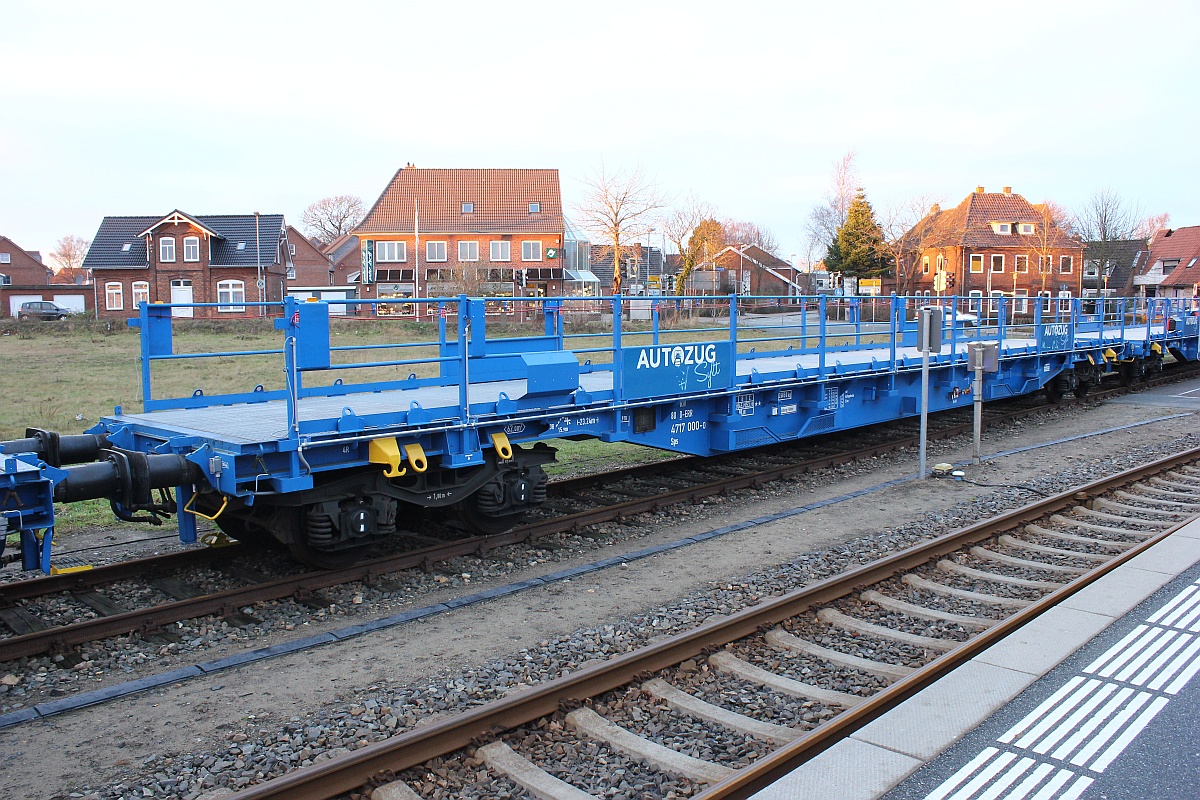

{"left": 254, "top": 211, "right": 262, "bottom": 316}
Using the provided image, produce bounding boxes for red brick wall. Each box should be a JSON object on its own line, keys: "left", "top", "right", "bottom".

{"left": 286, "top": 228, "right": 335, "bottom": 287}
{"left": 96, "top": 222, "right": 286, "bottom": 319}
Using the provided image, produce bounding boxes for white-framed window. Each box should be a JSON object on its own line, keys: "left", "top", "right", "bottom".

{"left": 1015, "top": 254, "right": 1028, "bottom": 273}
{"left": 490, "top": 241, "right": 511, "bottom": 261}
{"left": 989, "top": 290, "right": 1004, "bottom": 313}
{"left": 528, "top": 202, "right": 541, "bottom": 214}
{"left": 1019, "top": 223, "right": 1034, "bottom": 235}
{"left": 1039, "top": 290, "right": 1053, "bottom": 312}
{"left": 217, "top": 279, "right": 246, "bottom": 312}
{"left": 993, "top": 222, "right": 1011, "bottom": 235}
{"left": 1059, "top": 255, "right": 1073, "bottom": 274}
{"left": 1058, "top": 290, "right": 1072, "bottom": 313}
{"left": 426, "top": 241, "right": 447, "bottom": 262}
{"left": 0, "top": 253, "right": 10, "bottom": 264}
{"left": 132, "top": 280, "right": 150, "bottom": 307}
{"left": 458, "top": 241, "right": 479, "bottom": 262}
{"left": 969, "top": 254, "right": 984, "bottom": 273}
{"left": 288, "top": 243, "right": 297, "bottom": 256}
{"left": 1039, "top": 255, "right": 1051, "bottom": 273}
{"left": 1084, "top": 260, "right": 1100, "bottom": 277}
{"left": 968, "top": 289, "right": 983, "bottom": 311}
{"left": 922, "top": 256, "right": 930, "bottom": 274}
{"left": 462, "top": 202, "right": 474, "bottom": 213}
{"left": 183, "top": 236, "right": 200, "bottom": 262}
{"left": 1015, "top": 289, "right": 1029, "bottom": 313}
{"left": 105, "top": 281, "right": 124, "bottom": 310}
{"left": 991, "top": 254, "right": 1004, "bottom": 273}
{"left": 376, "top": 241, "right": 407, "bottom": 262}
{"left": 159, "top": 236, "right": 176, "bottom": 262}
{"left": 521, "top": 241, "right": 542, "bottom": 261}
{"left": 286, "top": 266, "right": 297, "bottom": 279}
{"left": 0, "top": 273, "right": 10, "bottom": 286}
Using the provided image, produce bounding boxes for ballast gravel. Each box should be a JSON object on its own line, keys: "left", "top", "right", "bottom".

{"left": 12, "top": 415, "right": 1200, "bottom": 800}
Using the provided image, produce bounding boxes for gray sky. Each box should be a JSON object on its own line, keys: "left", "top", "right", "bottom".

{"left": 2, "top": 0, "right": 1195, "bottom": 264}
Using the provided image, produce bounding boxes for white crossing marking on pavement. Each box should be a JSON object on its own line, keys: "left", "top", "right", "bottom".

{"left": 1083, "top": 624, "right": 1150, "bottom": 675}
{"left": 1149, "top": 582, "right": 1200, "bottom": 628}
{"left": 1068, "top": 691, "right": 1154, "bottom": 767}
{"left": 1049, "top": 687, "right": 1134, "bottom": 761}
{"left": 926, "top": 747, "right": 1002, "bottom": 800}
{"left": 998, "top": 677, "right": 1085, "bottom": 745}
{"left": 920, "top": 576, "right": 1200, "bottom": 800}
{"left": 1088, "top": 696, "right": 1170, "bottom": 772}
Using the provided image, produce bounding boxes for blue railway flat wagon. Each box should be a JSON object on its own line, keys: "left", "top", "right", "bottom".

{"left": 3, "top": 293, "right": 1197, "bottom": 570}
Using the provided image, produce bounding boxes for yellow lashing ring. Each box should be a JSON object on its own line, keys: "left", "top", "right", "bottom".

{"left": 491, "top": 431, "right": 513, "bottom": 460}
{"left": 184, "top": 492, "right": 228, "bottom": 521}
{"left": 403, "top": 443, "right": 428, "bottom": 473}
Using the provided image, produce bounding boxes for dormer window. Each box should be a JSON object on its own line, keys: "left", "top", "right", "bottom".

{"left": 237, "top": 242, "right": 247, "bottom": 251}
{"left": 1019, "top": 223, "right": 1034, "bottom": 235}
{"left": 121, "top": 242, "right": 132, "bottom": 252}
{"left": 528, "top": 202, "right": 541, "bottom": 214}
{"left": 159, "top": 236, "right": 176, "bottom": 262}
{"left": 992, "top": 223, "right": 1011, "bottom": 235}
{"left": 462, "top": 202, "right": 474, "bottom": 213}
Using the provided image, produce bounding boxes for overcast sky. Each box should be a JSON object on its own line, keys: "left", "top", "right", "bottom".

{"left": 2, "top": 0, "right": 1196, "bottom": 265}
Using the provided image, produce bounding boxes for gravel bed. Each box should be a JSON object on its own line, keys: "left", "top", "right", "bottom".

{"left": 780, "top": 614, "right": 936, "bottom": 667}
{"left": 1021, "top": 529, "right": 1140, "bottom": 553}
{"left": 669, "top": 663, "right": 835, "bottom": 728}
{"left": 393, "top": 755, "right": 530, "bottom": 800}
{"left": 832, "top": 596, "right": 975, "bottom": 642}
{"left": 45, "top": 429, "right": 1200, "bottom": 798}
{"left": 909, "top": 564, "right": 1050, "bottom": 601}
{"left": 732, "top": 642, "right": 892, "bottom": 695}
{"left": 599, "top": 685, "right": 772, "bottom": 768}
{"left": 504, "top": 719, "right": 701, "bottom": 798}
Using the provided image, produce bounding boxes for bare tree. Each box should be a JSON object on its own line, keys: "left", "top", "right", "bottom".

{"left": 301, "top": 196, "right": 365, "bottom": 244}
{"left": 1073, "top": 188, "right": 1144, "bottom": 291}
{"left": 1026, "top": 200, "right": 1076, "bottom": 295}
{"left": 876, "top": 196, "right": 943, "bottom": 296}
{"left": 49, "top": 235, "right": 90, "bottom": 273}
{"left": 722, "top": 219, "right": 780, "bottom": 255}
{"left": 574, "top": 163, "right": 665, "bottom": 296}
{"left": 662, "top": 194, "right": 715, "bottom": 295}
{"left": 1134, "top": 211, "right": 1171, "bottom": 241}
{"left": 805, "top": 151, "right": 858, "bottom": 258}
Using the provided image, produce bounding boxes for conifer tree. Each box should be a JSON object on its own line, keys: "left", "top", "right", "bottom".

{"left": 833, "top": 190, "right": 887, "bottom": 278}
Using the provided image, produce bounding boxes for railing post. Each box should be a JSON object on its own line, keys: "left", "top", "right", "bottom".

{"left": 611, "top": 294, "right": 623, "bottom": 404}
{"left": 997, "top": 296, "right": 1007, "bottom": 344}
{"left": 1034, "top": 294, "right": 1043, "bottom": 353}
{"left": 457, "top": 295, "right": 470, "bottom": 420}
{"left": 729, "top": 293, "right": 738, "bottom": 355}
{"left": 652, "top": 299, "right": 660, "bottom": 346}
{"left": 889, "top": 293, "right": 898, "bottom": 370}
{"left": 818, "top": 294, "right": 827, "bottom": 378}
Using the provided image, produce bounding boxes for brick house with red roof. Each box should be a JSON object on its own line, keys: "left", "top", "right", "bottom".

{"left": 902, "top": 186, "right": 1085, "bottom": 315}
{"left": 352, "top": 167, "right": 564, "bottom": 316}
{"left": 1135, "top": 226, "right": 1200, "bottom": 300}
{"left": 82, "top": 210, "right": 290, "bottom": 320}
{"left": 284, "top": 225, "right": 335, "bottom": 286}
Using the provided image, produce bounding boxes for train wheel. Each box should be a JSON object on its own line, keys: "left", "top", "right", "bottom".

{"left": 456, "top": 499, "right": 526, "bottom": 535}
{"left": 287, "top": 534, "right": 369, "bottom": 570}
{"left": 1043, "top": 375, "right": 1067, "bottom": 404}
{"left": 1072, "top": 379, "right": 1090, "bottom": 399}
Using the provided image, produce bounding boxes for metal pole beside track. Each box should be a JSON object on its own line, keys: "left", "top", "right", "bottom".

{"left": 919, "top": 345, "right": 930, "bottom": 478}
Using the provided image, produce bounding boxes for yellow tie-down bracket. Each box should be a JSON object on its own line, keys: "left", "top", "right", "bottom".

{"left": 368, "top": 438, "right": 428, "bottom": 477}
{"left": 490, "top": 431, "right": 513, "bottom": 460}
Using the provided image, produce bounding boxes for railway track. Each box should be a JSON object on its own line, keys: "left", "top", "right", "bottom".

{"left": 0, "top": 367, "right": 1191, "bottom": 672}
{"left": 223, "top": 447, "right": 1200, "bottom": 800}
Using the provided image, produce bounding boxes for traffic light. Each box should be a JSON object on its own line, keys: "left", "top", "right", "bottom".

{"left": 947, "top": 273, "right": 956, "bottom": 289}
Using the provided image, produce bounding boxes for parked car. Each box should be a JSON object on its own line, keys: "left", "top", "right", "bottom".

{"left": 17, "top": 300, "right": 71, "bottom": 320}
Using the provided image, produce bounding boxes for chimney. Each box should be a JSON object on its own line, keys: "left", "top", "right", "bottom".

{"left": 1002, "top": 186, "right": 1012, "bottom": 195}
{"left": 930, "top": 203, "right": 940, "bottom": 214}
{"left": 975, "top": 186, "right": 985, "bottom": 194}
